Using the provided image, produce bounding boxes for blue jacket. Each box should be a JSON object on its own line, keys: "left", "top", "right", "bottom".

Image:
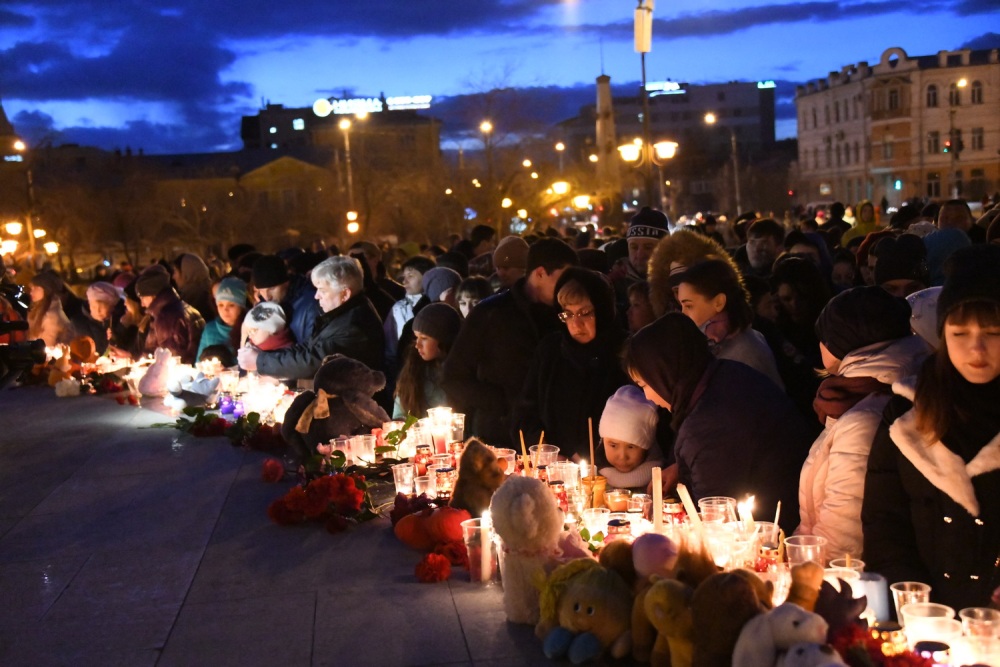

{"left": 283, "top": 274, "right": 319, "bottom": 346}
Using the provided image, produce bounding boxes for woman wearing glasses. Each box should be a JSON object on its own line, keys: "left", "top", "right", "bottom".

{"left": 511, "top": 267, "right": 631, "bottom": 461}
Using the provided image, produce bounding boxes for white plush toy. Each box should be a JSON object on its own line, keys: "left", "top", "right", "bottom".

{"left": 489, "top": 475, "right": 567, "bottom": 625}
{"left": 163, "top": 368, "right": 220, "bottom": 411}
{"left": 138, "top": 348, "right": 174, "bottom": 397}
{"left": 732, "top": 602, "right": 829, "bottom": 667}
{"left": 778, "top": 642, "right": 848, "bottom": 667}
{"left": 54, "top": 377, "right": 81, "bottom": 397}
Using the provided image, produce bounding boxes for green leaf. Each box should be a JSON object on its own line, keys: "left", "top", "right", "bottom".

{"left": 182, "top": 406, "right": 204, "bottom": 418}
{"left": 579, "top": 527, "right": 591, "bottom": 541}
{"left": 375, "top": 445, "right": 395, "bottom": 455}
{"left": 247, "top": 412, "right": 260, "bottom": 427}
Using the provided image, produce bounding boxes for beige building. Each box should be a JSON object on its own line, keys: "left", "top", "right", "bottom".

{"left": 795, "top": 46, "right": 999, "bottom": 208}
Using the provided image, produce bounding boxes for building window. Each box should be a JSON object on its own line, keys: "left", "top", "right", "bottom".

{"left": 882, "top": 136, "right": 894, "bottom": 160}
{"left": 926, "top": 85, "right": 938, "bottom": 108}
{"left": 813, "top": 148, "right": 819, "bottom": 170}
{"left": 717, "top": 92, "right": 725, "bottom": 101}
{"left": 854, "top": 96, "right": 860, "bottom": 119}
{"left": 853, "top": 141, "right": 860, "bottom": 164}
{"left": 971, "top": 127, "right": 984, "bottom": 151}
{"left": 888, "top": 89, "right": 900, "bottom": 111}
{"left": 927, "top": 131, "right": 940, "bottom": 154}
{"left": 836, "top": 144, "right": 842, "bottom": 167}
{"left": 292, "top": 118, "right": 305, "bottom": 131}
{"left": 971, "top": 81, "right": 983, "bottom": 104}
{"left": 812, "top": 108, "right": 817, "bottom": 128}
{"left": 269, "top": 126, "right": 277, "bottom": 134}
{"left": 949, "top": 83, "right": 962, "bottom": 106}
{"left": 825, "top": 106, "right": 830, "bottom": 125}
{"left": 835, "top": 102, "right": 840, "bottom": 123}
{"left": 927, "top": 172, "right": 941, "bottom": 198}
{"left": 825, "top": 146, "right": 832, "bottom": 168}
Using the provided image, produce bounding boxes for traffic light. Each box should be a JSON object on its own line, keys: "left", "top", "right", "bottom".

{"left": 943, "top": 140, "right": 951, "bottom": 153}
{"left": 955, "top": 139, "right": 964, "bottom": 156}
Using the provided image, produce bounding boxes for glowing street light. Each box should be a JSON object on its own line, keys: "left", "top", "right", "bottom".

{"left": 4, "top": 221, "right": 23, "bottom": 236}
{"left": 522, "top": 159, "right": 532, "bottom": 168}
{"left": 43, "top": 241, "right": 59, "bottom": 255}
{"left": 704, "top": 112, "right": 742, "bottom": 215}
{"left": 339, "top": 118, "right": 355, "bottom": 212}
{"left": 618, "top": 138, "right": 679, "bottom": 212}
{"left": 13, "top": 140, "right": 26, "bottom": 152}
{"left": 33, "top": 228, "right": 46, "bottom": 238}
{"left": 552, "top": 181, "right": 570, "bottom": 196}
{"left": 501, "top": 197, "right": 513, "bottom": 209}
{"left": 555, "top": 142, "right": 565, "bottom": 173}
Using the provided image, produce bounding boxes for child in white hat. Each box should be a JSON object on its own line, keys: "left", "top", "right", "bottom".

{"left": 241, "top": 301, "right": 294, "bottom": 351}
{"left": 597, "top": 385, "right": 665, "bottom": 489}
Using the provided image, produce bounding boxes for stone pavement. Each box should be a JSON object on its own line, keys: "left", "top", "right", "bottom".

{"left": 0, "top": 387, "right": 553, "bottom": 667}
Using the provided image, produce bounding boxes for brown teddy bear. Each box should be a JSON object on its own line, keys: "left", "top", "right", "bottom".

{"left": 690, "top": 571, "right": 766, "bottom": 667}
{"left": 449, "top": 438, "right": 504, "bottom": 518}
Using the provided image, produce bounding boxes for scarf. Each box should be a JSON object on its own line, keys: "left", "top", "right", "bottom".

{"left": 813, "top": 375, "right": 890, "bottom": 424}
{"left": 700, "top": 311, "right": 732, "bottom": 346}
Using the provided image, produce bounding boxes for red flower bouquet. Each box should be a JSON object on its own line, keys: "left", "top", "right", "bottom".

{"left": 266, "top": 472, "right": 377, "bottom": 533}
{"left": 415, "top": 553, "right": 452, "bottom": 583}
{"left": 261, "top": 458, "right": 285, "bottom": 483}
{"left": 830, "top": 624, "right": 934, "bottom": 667}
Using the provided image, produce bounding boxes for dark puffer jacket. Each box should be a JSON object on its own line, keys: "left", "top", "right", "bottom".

{"left": 257, "top": 293, "right": 384, "bottom": 381}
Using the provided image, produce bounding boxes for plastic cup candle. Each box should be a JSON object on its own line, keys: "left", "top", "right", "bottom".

{"left": 391, "top": 463, "right": 416, "bottom": 496}
{"left": 492, "top": 447, "right": 516, "bottom": 475}
{"left": 582, "top": 507, "right": 610, "bottom": 539}
{"left": 652, "top": 467, "right": 663, "bottom": 533}
{"left": 959, "top": 607, "right": 1000, "bottom": 638}
{"left": 737, "top": 495, "right": 755, "bottom": 536}
{"left": 889, "top": 581, "right": 931, "bottom": 625}
{"left": 606, "top": 489, "right": 630, "bottom": 512}
{"left": 784, "top": 535, "right": 827, "bottom": 566}
{"left": 461, "top": 515, "right": 497, "bottom": 584}
{"left": 427, "top": 406, "right": 453, "bottom": 453}
{"left": 627, "top": 493, "right": 652, "bottom": 520}
{"left": 529, "top": 444, "right": 559, "bottom": 468}
{"left": 413, "top": 474, "right": 435, "bottom": 499}
{"left": 450, "top": 413, "right": 465, "bottom": 443}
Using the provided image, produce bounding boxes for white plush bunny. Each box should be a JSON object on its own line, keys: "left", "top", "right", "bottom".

{"left": 733, "top": 602, "right": 829, "bottom": 667}
{"left": 778, "top": 642, "right": 848, "bottom": 667}
{"left": 138, "top": 348, "right": 174, "bottom": 397}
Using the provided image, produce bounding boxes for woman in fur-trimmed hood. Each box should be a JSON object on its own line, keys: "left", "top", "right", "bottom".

{"left": 862, "top": 244, "right": 1000, "bottom": 611}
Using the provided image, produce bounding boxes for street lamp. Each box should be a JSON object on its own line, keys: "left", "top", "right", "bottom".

{"left": 704, "top": 112, "right": 742, "bottom": 216}
{"left": 480, "top": 120, "right": 498, "bottom": 235}
{"left": 948, "top": 78, "right": 968, "bottom": 198}
{"left": 555, "top": 142, "right": 565, "bottom": 174}
{"left": 618, "top": 138, "right": 678, "bottom": 213}
{"left": 11, "top": 139, "right": 39, "bottom": 264}
{"left": 634, "top": 0, "right": 656, "bottom": 207}
{"left": 339, "top": 118, "right": 355, "bottom": 216}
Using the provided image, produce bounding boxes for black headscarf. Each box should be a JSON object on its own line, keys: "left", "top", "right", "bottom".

{"left": 554, "top": 267, "right": 617, "bottom": 338}
{"left": 626, "top": 313, "right": 713, "bottom": 429}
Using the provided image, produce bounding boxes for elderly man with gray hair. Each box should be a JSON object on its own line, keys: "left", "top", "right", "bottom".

{"left": 238, "top": 255, "right": 385, "bottom": 381}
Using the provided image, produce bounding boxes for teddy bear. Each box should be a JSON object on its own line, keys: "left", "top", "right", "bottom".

{"left": 643, "top": 576, "right": 695, "bottom": 667}
{"left": 46, "top": 344, "right": 74, "bottom": 387}
{"left": 280, "top": 354, "right": 389, "bottom": 461}
{"left": 138, "top": 347, "right": 174, "bottom": 397}
{"left": 489, "top": 475, "right": 571, "bottom": 625}
{"left": 778, "top": 642, "right": 848, "bottom": 667}
{"left": 536, "top": 558, "right": 633, "bottom": 664}
{"left": 732, "top": 602, "right": 830, "bottom": 667}
{"left": 623, "top": 532, "right": 681, "bottom": 662}
{"left": 813, "top": 579, "right": 867, "bottom": 641}
{"left": 449, "top": 438, "right": 505, "bottom": 518}
{"left": 786, "top": 561, "right": 825, "bottom": 612}
{"left": 691, "top": 570, "right": 767, "bottom": 667}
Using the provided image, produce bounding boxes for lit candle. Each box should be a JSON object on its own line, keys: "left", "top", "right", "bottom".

{"left": 652, "top": 466, "right": 663, "bottom": 533}
{"left": 480, "top": 510, "right": 492, "bottom": 583}
{"left": 738, "top": 495, "right": 756, "bottom": 536}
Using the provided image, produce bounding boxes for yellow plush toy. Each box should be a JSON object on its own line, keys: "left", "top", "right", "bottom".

{"left": 47, "top": 344, "right": 74, "bottom": 387}
{"left": 536, "top": 558, "right": 633, "bottom": 664}
{"left": 787, "top": 561, "right": 825, "bottom": 612}
{"left": 644, "top": 577, "right": 695, "bottom": 667}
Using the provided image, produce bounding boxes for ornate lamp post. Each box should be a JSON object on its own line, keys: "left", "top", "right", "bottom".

{"left": 704, "top": 112, "right": 742, "bottom": 216}
{"left": 618, "top": 138, "right": 678, "bottom": 214}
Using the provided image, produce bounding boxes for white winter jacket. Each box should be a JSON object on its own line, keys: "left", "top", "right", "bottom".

{"left": 796, "top": 334, "right": 931, "bottom": 558}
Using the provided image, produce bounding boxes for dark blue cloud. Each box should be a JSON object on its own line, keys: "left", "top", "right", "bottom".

{"left": 960, "top": 32, "right": 1000, "bottom": 49}
{"left": 0, "top": 8, "right": 33, "bottom": 28}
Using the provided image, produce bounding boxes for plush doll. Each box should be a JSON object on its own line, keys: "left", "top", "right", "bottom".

{"left": 449, "top": 438, "right": 504, "bottom": 518}
{"left": 643, "top": 577, "right": 695, "bottom": 667}
{"left": 54, "top": 377, "right": 81, "bottom": 397}
{"left": 627, "top": 532, "right": 680, "bottom": 662}
{"left": 778, "top": 642, "right": 848, "bottom": 667}
{"left": 536, "top": 559, "right": 633, "bottom": 664}
{"left": 786, "top": 561, "right": 825, "bottom": 612}
{"left": 393, "top": 505, "right": 471, "bottom": 552}
{"left": 280, "top": 354, "right": 389, "bottom": 461}
{"left": 47, "top": 344, "right": 74, "bottom": 387}
{"left": 813, "top": 580, "right": 866, "bottom": 641}
{"left": 489, "top": 475, "right": 567, "bottom": 625}
{"left": 732, "top": 602, "right": 830, "bottom": 667}
{"left": 69, "top": 336, "right": 98, "bottom": 365}
{"left": 138, "top": 348, "right": 174, "bottom": 397}
{"left": 691, "top": 570, "right": 766, "bottom": 667}
{"left": 163, "top": 367, "right": 220, "bottom": 411}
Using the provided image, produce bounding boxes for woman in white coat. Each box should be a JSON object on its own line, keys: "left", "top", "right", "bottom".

{"left": 795, "top": 286, "right": 931, "bottom": 559}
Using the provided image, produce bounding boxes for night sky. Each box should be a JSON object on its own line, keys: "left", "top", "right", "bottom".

{"left": 1, "top": 0, "right": 997, "bottom": 155}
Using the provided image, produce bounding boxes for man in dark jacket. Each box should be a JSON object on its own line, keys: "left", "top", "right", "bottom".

{"left": 442, "top": 238, "right": 578, "bottom": 445}
{"left": 251, "top": 254, "right": 319, "bottom": 346}
{"left": 239, "top": 256, "right": 384, "bottom": 382}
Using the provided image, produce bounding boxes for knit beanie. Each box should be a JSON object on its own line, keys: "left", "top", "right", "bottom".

{"left": 252, "top": 255, "right": 290, "bottom": 289}
{"left": 493, "top": 236, "right": 529, "bottom": 270}
{"left": 86, "top": 281, "right": 121, "bottom": 305}
{"left": 599, "top": 385, "right": 658, "bottom": 450}
{"left": 412, "top": 302, "right": 462, "bottom": 350}
{"left": 923, "top": 227, "right": 971, "bottom": 287}
{"left": 936, "top": 243, "right": 1000, "bottom": 333}
{"left": 627, "top": 207, "right": 670, "bottom": 240}
{"left": 873, "top": 234, "right": 928, "bottom": 286}
{"left": 135, "top": 265, "right": 171, "bottom": 298}
{"left": 30, "top": 270, "right": 64, "bottom": 296}
{"left": 421, "top": 267, "right": 462, "bottom": 302}
{"left": 215, "top": 277, "right": 247, "bottom": 306}
{"left": 815, "top": 286, "right": 912, "bottom": 360}
{"left": 241, "top": 301, "right": 287, "bottom": 344}
{"left": 227, "top": 243, "right": 256, "bottom": 264}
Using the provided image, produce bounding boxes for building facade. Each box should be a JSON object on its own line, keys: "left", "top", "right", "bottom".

{"left": 795, "top": 46, "right": 1000, "bottom": 208}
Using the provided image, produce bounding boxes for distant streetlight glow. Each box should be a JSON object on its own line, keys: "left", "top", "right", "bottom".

{"left": 13, "top": 140, "right": 26, "bottom": 152}
{"left": 522, "top": 159, "right": 532, "bottom": 168}
{"left": 43, "top": 241, "right": 59, "bottom": 254}
{"left": 479, "top": 120, "right": 493, "bottom": 134}
{"left": 552, "top": 181, "right": 570, "bottom": 195}
{"left": 339, "top": 118, "right": 352, "bottom": 131}
{"left": 588, "top": 154, "right": 598, "bottom": 163}
{"left": 4, "top": 221, "right": 23, "bottom": 236}
{"left": 33, "top": 228, "right": 46, "bottom": 238}
{"left": 346, "top": 210, "right": 359, "bottom": 222}
{"left": 501, "top": 197, "right": 513, "bottom": 209}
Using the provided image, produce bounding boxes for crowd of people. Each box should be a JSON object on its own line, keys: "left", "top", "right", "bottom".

{"left": 2, "top": 194, "right": 999, "bottom": 612}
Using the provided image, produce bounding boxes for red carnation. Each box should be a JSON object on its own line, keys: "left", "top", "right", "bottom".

{"left": 434, "top": 539, "right": 469, "bottom": 569}
{"left": 415, "top": 553, "right": 452, "bottom": 583}
{"left": 261, "top": 458, "right": 284, "bottom": 483}
{"left": 115, "top": 395, "right": 126, "bottom": 405}
{"left": 283, "top": 486, "right": 308, "bottom": 514}
{"left": 303, "top": 482, "right": 332, "bottom": 519}
{"left": 267, "top": 498, "right": 304, "bottom": 525}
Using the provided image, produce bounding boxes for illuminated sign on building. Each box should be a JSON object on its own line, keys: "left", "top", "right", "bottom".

{"left": 757, "top": 80, "right": 776, "bottom": 89}
{"left": 313, "top": 95, "right": 433, "bottom": 117}
{"left": 3, "top": 155, "right": 24, "bottom": 162}
{"left": 646, "top": 81, "right": 685, "bottom": 97}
